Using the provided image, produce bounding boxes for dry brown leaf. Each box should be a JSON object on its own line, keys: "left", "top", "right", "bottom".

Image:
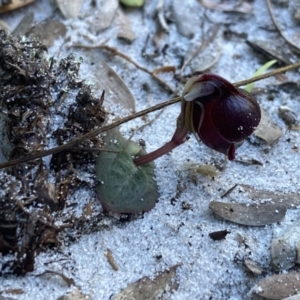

{"left": 105, "top": 248, "right": 119, "bottom": 271}
{"left": 57, "top": 287, "right": 92, "bottom": 300}
{"left": 56, "top": 0, "right": 83, "bottom": 19}
{"left": 87, "top": 55, "right": 136, "bottom": 112}
{"left": 152, "top": 66, "right": 176, "bottom": 75}
{"left": 87, "top": 0, "right": 118, "bottom": 33}
{"left": 194, "top": 164, "right": 218, "bottom": 177}
{"left": 254, "top": 273, "right": 300, "bottom": 299}
{"left": 1, "top": 289, "right": 24, "bottom": 295}
{"left": 209, "top": 201, "right": 286, "bottom": 226}
{"left": 244, "top": 259, "right": 263, "bottom": 276}
{"left": 239, "top": 184, "right": 300, "bottom": 209}
{"left": 254, "top": 109, "right": 282, "bottom": 144}
{"left": 278, "top": 106, "right": 298, "bottom": 127}
{"left": 0, "top": 0, "right": 34, "bottom": 13}
{"left": 26, "top": 20, "right": 67, "bottom": 47}
{"left": 199, "top": 0, "right": 253, "bottom": 13}
{"left": 112, "top": 264, "right": 180, "bottom": 300}
{"left": 116, "top": 8, "right": 136, "bottom": 43}
{"left": 246, "top": 39, "right": 296, "bottom": 65}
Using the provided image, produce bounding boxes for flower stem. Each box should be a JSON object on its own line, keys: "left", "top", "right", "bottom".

{"left": 134, "top": 119, "right": 189, "bottom": 166}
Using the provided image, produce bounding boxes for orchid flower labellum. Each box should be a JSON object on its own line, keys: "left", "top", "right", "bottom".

{"left": 133, "top": 74, "right": 261, "bottom": 166}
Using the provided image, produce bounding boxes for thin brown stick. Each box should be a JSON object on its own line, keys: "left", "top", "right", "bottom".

{"left": 232, "top": 61, "right": 300, "bottom": 87}
{"left": 266, "top": 0, "right": 300, "bottom": 54}
{"left": 71, "top": 43, "right": 176, "bottom": 94}
{"left": 0, "top": 97, "right": 182, "bottom": 169}
{"left": 1, "top": 62, "right": 300, "bottom": 170}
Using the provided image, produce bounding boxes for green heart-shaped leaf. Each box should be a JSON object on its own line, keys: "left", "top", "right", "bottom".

{"left": 96, "top": 129, "right": 158, "bottom": 213}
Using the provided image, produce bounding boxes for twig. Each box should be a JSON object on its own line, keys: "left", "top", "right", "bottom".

{"left": 266, "top": 0, "right": 300, "bottom": 54}
{"left": 71, "top": 43, "right": 176, "bottom": 94}
{"left": 0, "top": 96, "right": 182, "bottom": 169}
{"left": 1, "top": 62, "right": 300, "bottom": 170}
{"left": 232, "top": 61, "right": 300, "bottom": 87}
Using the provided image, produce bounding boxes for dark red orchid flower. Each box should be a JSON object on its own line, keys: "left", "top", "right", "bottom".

{"left": 134, "top": 74, "right": 261, "bottom": 166}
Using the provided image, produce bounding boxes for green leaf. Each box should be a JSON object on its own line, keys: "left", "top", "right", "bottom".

{"left": 245, "top": 59, "right": 277, "bottom": 93}
{"left": 120, "top": 0, "right": 144, "bottom": 7}
{"left": 96, "top": 129, "right": 159, "bottom": 213}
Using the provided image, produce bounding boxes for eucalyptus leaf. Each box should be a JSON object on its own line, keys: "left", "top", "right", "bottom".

{"left": 96, "top": 129, "right": 158, "bottom": 213}
{"left": 209, "top": 201, "right": 286, "bottom": 226}
{"left": 112, "top": 264, "right": 179, "bottom": 300}
{"left": 254, "top": 273, "right": 300, "bottom": 299}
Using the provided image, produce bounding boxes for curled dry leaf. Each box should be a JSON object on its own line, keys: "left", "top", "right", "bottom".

{"left": 199, "top": 0, "right": 253, "bottom": 13}
{"left": 239, "top": 184, "right": 300, "bottom": 209}
{"left": 244, "top": 258, "right": 263, "bottom": 276}
{"left": 209, "top": 201, "right": 286, "bottom": 226}
{"left": 112, "top": 264, "right": 179, "bottom": 300}
{"left": 96, "top": 129, "right": 158, "bottom": 213}
{"left": 56, "top": 0, "right": 83, "bottom": 19}
{"left": 116, "top": 8, "right": 136, "bottom": 43}
{"left": 0, "top": 0, "right": 34, "bottom": 13}
{"left": 254, "top": 109, "right": 282, "bottom": 144}
{"left": 194, "top": 164, "right": 218, "bottom": 177}
{"left": 254, "top": 273, "right": 300, "bottom": 300}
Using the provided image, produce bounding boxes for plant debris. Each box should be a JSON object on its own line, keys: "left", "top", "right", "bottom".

{"left": 209, "top": 201, "right": 286, "bottom": 226}
{"left": 0, "top": 30, "right": 106, "bottom": 274}
{"left": 254, "top": 109, "right": 283, "bottom": 144}
{"left": 209, "top": 229, "right": 230, "bottom": 240}
{"left": 112, "top": 264, "right": 179, "bottom": 300}
{"left": 254, "top": 273, "right": 300, "bottom": 299}
{"left": 56, "top": 0, "right": 83, "bottom": 19}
